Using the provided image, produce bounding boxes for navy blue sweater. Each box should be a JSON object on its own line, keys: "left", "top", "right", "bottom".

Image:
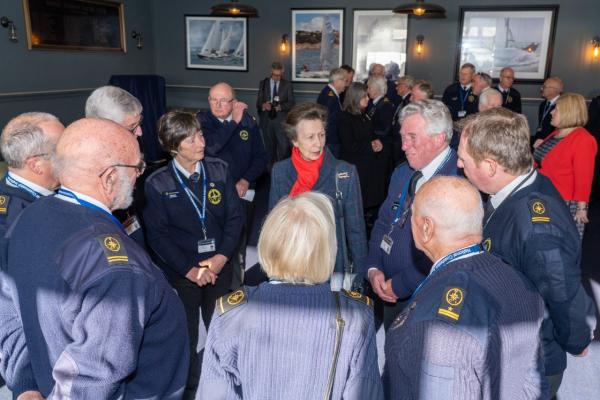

{"left": 317, "top": 85, "right": 343, "bottom": 157}
{"left": 5, "top": 196, "right": 189, "bottom": 398}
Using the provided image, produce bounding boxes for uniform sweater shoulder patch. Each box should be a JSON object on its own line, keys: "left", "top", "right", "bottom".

{"left": 96, "top": 234, "right": 129, "bottom": 266}
{"left": 0, "top": 195, "right": 10, "bottom": 214}
{"left": 436, "top": 286, "right": 467, "bottom": 323}
{"left": 528, "top": 198, "right": 550, "bottom": 223}
{"left": 216, "top": 288, "right": 248, "bottom": 316}
{"left": 341, "top": 289, "right": 373, "bottom": 307}
{"left": 328, "top": 90, "right": 335, "bottom": 97}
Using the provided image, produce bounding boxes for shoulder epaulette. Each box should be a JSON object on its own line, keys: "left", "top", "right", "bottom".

{"left": 341, "top": 289, "right": 373, "bottom": 307}
{"left": 216, "top": 288, "right": 247, "bottom": 315}
{"left": 0, "top": 195, "right": 10, "bottom": 214}
{"left": 328, "top": 90, "right": 335, "bottom": 97}
{"left": 96, "top": 234, "right": 129, "bottom": 266}
{"left": 436, "top": 286, "right": 467, "bottom": 323}
{"left": 528, "top": 198, "right": 551, "bottom": 223}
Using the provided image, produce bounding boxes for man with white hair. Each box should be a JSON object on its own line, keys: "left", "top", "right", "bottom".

{"left": 534, "top": 76, "right": 564, "bottom": 144}
{"left": 85, "top": 85, "right": 143, "bottom": 137}
{"left": 478, "top": 88, "right": 503, "bottom": 112}
{"left": 366, "top": 100, "right": 459, "bottom": 327}
{"left": 367, "top": 76, "right": 395, "bottom": 160}
{"left": 384, "top": 176, "right": 547, "bottom": 399}
{"left": 365, "top": 63, "right": 400, "bottom": 106}
{"left": 471, "top": 72, "right": 492, "bottom": 96}
{"left": 317, "top": 67, "right": 347, "bottom": 157}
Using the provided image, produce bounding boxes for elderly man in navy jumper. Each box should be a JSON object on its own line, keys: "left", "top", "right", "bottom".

{"left": 0, "top": 113, "right": 64, "bottom": 400}
{"left": 4, "top": 118, "right": 189, "bottom": 399}
{"left": 457, "top": 108, "right": 596, "bottom": 398}
{"left": 385, "top": 176, "right": 547, "bottom": 399}
{"left": 366, "top": 99, "right": 459, "bottom": 328}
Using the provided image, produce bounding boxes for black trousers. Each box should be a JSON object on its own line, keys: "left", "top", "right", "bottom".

{"left": 169, "top": 264, "right": 233, "bottom": 399}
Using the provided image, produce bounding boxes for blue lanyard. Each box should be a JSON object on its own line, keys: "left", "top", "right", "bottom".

{"left": 391, "top": 150, "right": 452, "bottom": 227}
{"left": 57, "top": 188, "right": 125, "bottom": 233}
{"left": 171, "top": 162, "right": 208, "bottom": 239}
{"left": 6, "top": 173, "right": 42, "bottom": 199}
{"left": 459, "top": 87, "right": 470, "bottom": 111}
{"left": 408, "top": 244, "right": 482, "bottom": 304}
{"left": 540, "top": 101, "right": 552, "bottom": 124}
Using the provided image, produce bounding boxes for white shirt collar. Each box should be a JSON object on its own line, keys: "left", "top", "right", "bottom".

{"left": 328, "top": 84, "right": 340, "bottom": 98}
{"left": 6, "top": 172, "right": 54, "bottom": 196}
{"left": 429, "top": 244, "right": 482, "bottom": 274}
{"left": 373, "top": 95, "right": 384, "bottom": 105}
{"left": 402, "top": 92, "right": 411, "bottom": 100}
{"left": 217, "top": 115, "right": 233, "bottom": 123}
{"left": 548, "top": 95, "right": 559, "bottom": 105}
{"left": 416, "top": 146, "right": 451, "bottom": 192}
{"left": 498, "top": 84, "right": 510, "bottom": 92}
{"left": 56, "top": 186, "right": 111, "bottom": 214}
{"left": 490, "top": 169, "right": 537, "bottom": 209}
{"left": 173, "top": 158, "right": 201, "bottom": 179}
{"left": 461, "top": 83, "right": 472, "bottom": 90}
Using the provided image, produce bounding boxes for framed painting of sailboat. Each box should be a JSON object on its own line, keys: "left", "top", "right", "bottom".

{"left": 291, "top": 9, "right": 344, "bottom": 82}
{"left": 185, "top": 15, "right": 248, "bottom": 71}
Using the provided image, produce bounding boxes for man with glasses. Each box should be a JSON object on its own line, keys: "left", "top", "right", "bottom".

{"left": 534, "top": 76, "right": 563, "bottom": 146}
{"left": 494, "top": 67, "right": 522, "bottom": 113}
{"left": 366, "top": 100, "right": 460, "bottom": 328}
{"left": 0, "top": 112, "right": 64, "bottom": 400}
{"left": 3, "top": 118, "right": 189, "bottom": 398}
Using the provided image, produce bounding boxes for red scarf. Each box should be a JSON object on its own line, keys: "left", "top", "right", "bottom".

{"left": 289, "top": 146, "right": 325, "bottom": 197}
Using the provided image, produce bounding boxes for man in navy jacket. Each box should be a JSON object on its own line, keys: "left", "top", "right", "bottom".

{"left": 317, "top": 68, "right": 348, "bottom": 158}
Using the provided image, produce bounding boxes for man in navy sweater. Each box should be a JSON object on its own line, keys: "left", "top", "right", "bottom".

{"left": 0, "top": 112, "right": 64, "bottom": 400}
{"left": 457, "top": 108, "right": 596, "bottom": 397}
{"left": 4, "top": 118, "right": 189, "bottom": 398}
{"left": 366, "top": 100, "right": 459, "bottom": 327}
{"left": 316, "top": 67, "right": 348, "bottom": 158}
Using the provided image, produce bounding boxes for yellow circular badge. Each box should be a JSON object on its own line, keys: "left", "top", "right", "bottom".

{"left": 532, "top": 201, "right": 545, "bottom": 214}
{"left": 468, "top": 95, "right": 475, "bottom": 102}
{"left": 208, "top": 188, "right": 222, "bottom": 205}
{"left": 348, "top": 291, "right": 362, "bottom": 299}
{"left": 104, "top": 236, "right": 121, "bottom": 252}
{"left": 507, "top": 96, "right": 513, "bottom": 103}
{"left": 482, "top": 238, "right": 492, "bottom": 251}
{"left": 239, "top": 130, "right": 249, "bottom": 141}
{"left": 227, "top": 290, "right": 245, "bottom": 305}
{"left": 446, "top": 288, "right": 464, "bottom": 306}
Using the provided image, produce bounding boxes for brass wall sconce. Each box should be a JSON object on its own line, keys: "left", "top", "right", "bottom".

{"left": 131, "top": 31, "right": 143, "bottom": 49}
{"left": 279, "top": 34, "right": 289, "bottom": 53}
{"left": 1, "top": 16, "right": 18, "bottom": 42}
{"left": 592, "top": 36, "right": 600, "bottom": 59}
{"left": 416, "top": 35, "right": 424, "bottom": 55}
{"left": 211, "top": 0, "right": 258, "bottom": 17}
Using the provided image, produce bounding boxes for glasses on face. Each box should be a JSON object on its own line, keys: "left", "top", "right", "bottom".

{"left": 28, "top": 153, "right": 49, "bottom": 159}
{"left": 208, "top": 97, "right": 235, "bottom": 106}
{"left": 126, "top": 115, "right": 143, "bottom": 134}
{"left": 541, "top": 85, "right": 558, "bottom": 90}
{"left": 98, "top": 160, "right": 147, "bottom": 178}
{"left": 501, "top": 75, "right": 514, "bottom": 80}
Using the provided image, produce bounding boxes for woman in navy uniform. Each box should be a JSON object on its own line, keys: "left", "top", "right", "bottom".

{"left": 144, "top": 111, "right": 243, "bottom": 399}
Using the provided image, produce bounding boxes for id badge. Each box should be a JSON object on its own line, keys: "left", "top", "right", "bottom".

{"left": 124, "top": 215, "right": 141, "bottom": 236}
{"left": 380, "top": 234, "right": 393, "bottom": 255}
{"left": 198, "top": 238, "right": 216, "bottom": 254}
{"left": 458, "top": 110, "right": 467, "bottom": 118}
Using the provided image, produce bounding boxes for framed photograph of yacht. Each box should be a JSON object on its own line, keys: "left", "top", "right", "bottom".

{"left": 291, "top": 9, "right": 344, "bottom": 82}
{"left": 456, "top": 6, "right": 559, "bottom": 82}
{"left": 185, "top": 15, "right": 248, "bottom": 71}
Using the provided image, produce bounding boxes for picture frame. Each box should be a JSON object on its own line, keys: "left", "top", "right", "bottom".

{"left": 22, "top": 0, "right": 126, "bottom": 52}
{"left": 291, "top": 9, "right": 344, "bottom": 83}
{"left": 456, "top": 6, "right": 559, "bottom": 82}
{"left": 352, "top": 9, "right": 408, "bottom": 82}
{"left": 185, "top": 15, "right": 248, "bottom": 71}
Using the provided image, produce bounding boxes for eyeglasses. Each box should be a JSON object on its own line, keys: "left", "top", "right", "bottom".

{"left": 208, "top": 97, "right": 235, "bottom": 106}
{"left": 126, "top": 115, "right": 143, "bottom": 134}
{"left": 28, "top": 153, "right": 49, "bottom": 159}
{"left": 98, "top": 160, "right": 147, "bottom": 178}
{"left": 541, "top": 85, "right": 558, "bottom": 90}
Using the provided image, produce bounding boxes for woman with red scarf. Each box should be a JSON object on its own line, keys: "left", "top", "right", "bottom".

{"left": 269, "top": 103, "right": 367, "bottom": 289}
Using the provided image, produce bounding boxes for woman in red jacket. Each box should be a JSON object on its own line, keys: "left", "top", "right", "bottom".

{"left": 533, "top": 93, "right": 598, "bottom": 238}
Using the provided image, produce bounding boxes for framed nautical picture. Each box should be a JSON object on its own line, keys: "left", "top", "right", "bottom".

{"left": 291, "top": 9, "right": 344, "bottom": 83}
{"left": 456, "top": 6, "right": 559, "bottom": 82}
{"left": 352, "top": 10, "right": 408, "bottom": 82}
{"left": 185, "top": 15, "right": 248, "bottom": 71}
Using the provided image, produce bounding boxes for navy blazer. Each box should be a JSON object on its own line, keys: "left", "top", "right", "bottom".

{"left": 317, "top": 85, "right": 343, "bottom": 157}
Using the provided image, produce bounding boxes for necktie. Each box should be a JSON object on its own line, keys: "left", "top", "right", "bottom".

{"left": 189, "top": 172, "right": 200, "bottom": 183}
{"left": 484, "top": 200, "right": 495, "bottom": 222}
{"left": 408, "top": 170, "right": 423, "bottom": 198}
{"left": 273, "top": 82, "right": 278, "bottom": 100}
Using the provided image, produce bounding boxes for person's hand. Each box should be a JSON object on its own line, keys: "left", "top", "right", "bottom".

{"left": 383, "top": 279, "right": 399, "bottom": 302}
{"left": 371, "top": 139, "right": 383, "bottom": 153}
{"left": 197, "top": 267, "right": 218, "bottom": 286}
{"left": 17, "top": 391, "right": 45, "bottom": 400}
{"left": 262, "top": 102, "right": 272, "bottom": 111}
{"left": 532, "top": 138, "right": 544, "bottom": 149}
{"left": 232, "top": 101, "right": 248, "bottom": 123}
{"left": 199, "top": 254, "right": 228, "bottom": 275}
{"left": 185, "top": 267, "right": 202, "bottom": 284}
{"left": 575, "top": 209, "right": 589, "bottom": 224}
{"left": 575, "top": 346, "right": 589, "bottom": 357}
{"left": 368, "top": 269, "right": 396, "bottom": 302}
{"left": 236, "top": 179, "right": 250, "bottom": 197}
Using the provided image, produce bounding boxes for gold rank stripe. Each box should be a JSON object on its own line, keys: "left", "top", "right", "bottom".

{"left": 218, "top": 296, "right": 225, "bottom": 314}
{"left": 0, "top": 208, "right": 6, "bottom": 212}
{"left": 438, "top": 308, "right": 459, "bottom": 320}
{"left": 107, "top": 256, "right": 129, "bottom": 262}
{"left": 531, "top": 217, "right": 551, "bottom": 222}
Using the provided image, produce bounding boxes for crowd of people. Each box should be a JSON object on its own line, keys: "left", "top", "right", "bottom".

{"left": 0, "top": 58, "right": 598, "bottom": 400}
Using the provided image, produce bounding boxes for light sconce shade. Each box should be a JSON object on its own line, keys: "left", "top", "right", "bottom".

{"left": 211, "top": 0, "right": 258, "bottom": 17}
{"left": 280, "top": 34, "right": 289, "bottom": 53}
{"left": 1, "top": 16, "right": 18, "bottom": 42}
{"left": 416, "top": 35, "right": 424, "bottom": 55}
{"left": 393, "top": 0, "right": 446, "bottom": 18}
{"left": 592, "top": 36, "right": 600, "bottom": 59}
{"left": 131, "top": 31, "right": 143, "bottom": 49}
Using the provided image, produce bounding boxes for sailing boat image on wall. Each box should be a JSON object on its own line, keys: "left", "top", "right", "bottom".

{"left": 292, "top": 9, "right": 344, "bottom": 82}
{"left": 186, "top": 16, "right": 247, "bottom": 71}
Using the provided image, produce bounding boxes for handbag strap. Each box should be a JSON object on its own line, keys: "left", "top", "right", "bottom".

{"left": 324, "top": 292, "right": 346, "bottom": 400}
{"left": 334, "top": 166, "right": 353, "bottom": 274}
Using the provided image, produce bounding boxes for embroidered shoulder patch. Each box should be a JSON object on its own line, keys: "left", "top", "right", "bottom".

{"left": 0, "top": 195, "right": 10, "bottom": 214}
{"left": 216, "top": 288, "right": 247, "bottom": 315}
{"left": 528, "top": 199, "right": 550, "bottom": 223}
{"left": 328, "top": 90, "right": 335, "bottom": 97}
{"left": 96, "top": 234, "right": 129, "bottom": 266}
{"left": 341, "top": 289, "right": 373, "bottom": 307}
{"left": 337, "top": 171, "right": 350, "bottom": 179}
{"left": 437, "top": 286, "right": 466, "bottom": 323}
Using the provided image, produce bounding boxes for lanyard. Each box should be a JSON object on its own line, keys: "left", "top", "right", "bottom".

{"left": 171, "top": 162, "right": 208, "bottom": 239}
{"left": 57, "top": 188, "right": 125, "bottom": 232}
{"left": 390, "top": 150, "right": 452, "bottom": 228}
{"left": 408, "top": 244, "right": 482, "bottom": 304}
{"left": 483, "top": 169, "right": 535, "bottom": 229}
{"left": 6, "top": 173, "right": 42, "bottom": 199}
{"left": 459, "top": 87, "right": 470, "bottom": 111}
{"left": 539, "top": 102, "right": 552, "bottom": 125}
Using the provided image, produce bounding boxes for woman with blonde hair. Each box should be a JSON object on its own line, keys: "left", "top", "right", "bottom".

{"left": 534, "top": 92, "right": 598, "bottom": 238}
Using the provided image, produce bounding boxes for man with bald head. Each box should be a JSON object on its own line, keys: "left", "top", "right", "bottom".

{"left": 534, "top": 76, "right": 563, "bottom": 144}
{"left": 494, "top": 67, "right": 522, "bottom": 113}
{"left": 478, "top": 88, "right": 503, "bottom": 112}
{"left": 384, "top": 176, "right": 547, "bottom": 400}
{"left": 4, "top": 118, "right": 189, "bottom": 399}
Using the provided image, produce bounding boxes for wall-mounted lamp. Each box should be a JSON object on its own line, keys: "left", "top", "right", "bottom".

{"left": 416, "top": 34, "right": 424, "bottom": 55}
{"left": 1, "top": 16, "right": 18, "bottom": 42}
{"left": 591, "top": 36, "right": 600, "bottom": 59}
{"left": 279, "top": 34, "right": 289, "bottom": 53}
{"left": 131, "top": 31, "right": 143, "bottom": 49}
